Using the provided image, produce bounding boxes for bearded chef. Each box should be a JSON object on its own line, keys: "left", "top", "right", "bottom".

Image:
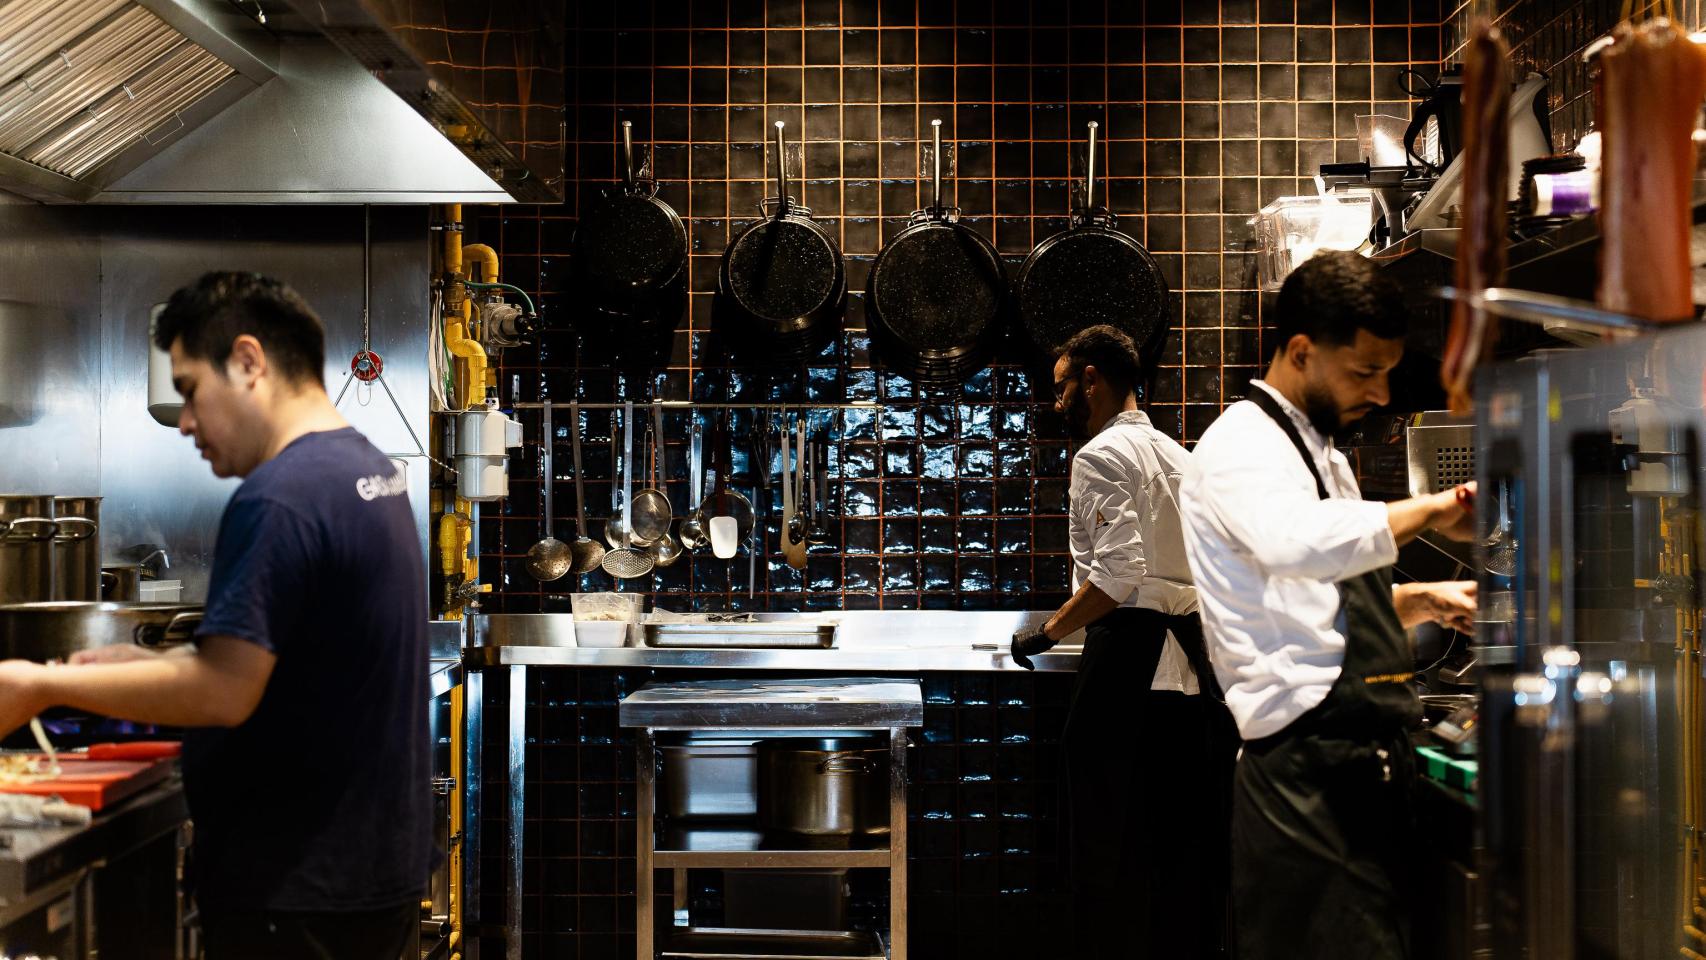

{"left": 1011, "top": 324, "right": 1234, "bottom": 959}
{"left": 1179, "top": 251, "right": 1478, "bottom": 959}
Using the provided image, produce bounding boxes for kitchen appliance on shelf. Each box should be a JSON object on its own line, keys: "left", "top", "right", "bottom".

{"left": 1475, "top": 323, "right": 1706, "bottom": 958}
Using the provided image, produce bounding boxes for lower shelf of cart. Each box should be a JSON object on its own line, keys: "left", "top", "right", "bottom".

{"left": 652, "top": 823, "right": 893, "bottom": 868}
{"left": 658, "top": 927, "right": 887, "bottom": 959}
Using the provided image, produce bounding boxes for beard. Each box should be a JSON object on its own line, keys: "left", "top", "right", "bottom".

{"left": 1065, "top": 389, "right": 1094, "bottom": 442}
{"left": 1300, "top": 381, "right": 1346, "bottom": 439}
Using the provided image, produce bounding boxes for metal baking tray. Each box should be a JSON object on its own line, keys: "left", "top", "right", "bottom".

{"left": 644, "top": 623, "right": 837, "bottom": 649}
{"left": 660, "top": 927, "right": 885, "bottom": 959}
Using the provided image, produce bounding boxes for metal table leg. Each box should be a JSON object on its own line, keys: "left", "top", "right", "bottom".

{"left": 637, "top": 729, "right": 657, "bottom": 959}
{"left": 464, "top": 670, "right": 485, "bottom": 960}
{"left": 507, "top": 665, "right": 527, "bottom": 960}
{"left": 889, "top": 726, "right": 907, "bottom": 960}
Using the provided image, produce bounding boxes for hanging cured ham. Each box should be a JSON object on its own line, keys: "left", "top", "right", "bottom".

{"left": 1596, "top": 17, "right": 1706, "bottom": 322}
{"left": 1440, "top": 23, "right": 1511, "bottom": 415}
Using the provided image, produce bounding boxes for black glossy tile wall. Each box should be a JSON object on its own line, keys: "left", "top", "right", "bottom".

{"left": 470, "top": 0, "right": 1446, "bottom": 615}
{"left": 1445, "top": 0, "right": 1706, "bottom": 151}
{"left": 473, "top": 668, "right": 1076, "bottom": 960}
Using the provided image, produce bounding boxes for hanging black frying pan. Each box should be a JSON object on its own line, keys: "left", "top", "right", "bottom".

{"left": 717, "top": 120, "right": 846, "bottom": 362}
{"left": 571, "top": 121, "right": 689, "bottom": 348}
{"left": 867, "top": 118, "right": 1009, "bottom": 386}
{"left": 1015, "top": 121, "right": 1169, "bottom": 360}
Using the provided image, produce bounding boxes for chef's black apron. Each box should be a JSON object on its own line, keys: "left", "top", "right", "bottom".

{"left": 1232, "top": 388, "right": 1423, "bottom": 960}
{"left": 1063, "top": 606, "right": 1237, "bottom": 959}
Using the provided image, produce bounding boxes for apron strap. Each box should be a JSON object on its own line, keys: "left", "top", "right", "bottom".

{"left": 1245, "top": 387, "right": 1330, "bottom": 501}
{"left": 1165, "top": 612, "right": 1226, "bottom": 703}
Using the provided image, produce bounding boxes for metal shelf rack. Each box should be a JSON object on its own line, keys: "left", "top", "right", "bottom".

{"left": 619, "top": 678, "right": 924, "bottom": 960}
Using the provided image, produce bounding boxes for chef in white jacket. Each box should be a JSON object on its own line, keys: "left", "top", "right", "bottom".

{"left": 1011, "top": 324, "right": 1234, "bottom": 959}
{"left": 1179, "top": 252, "right": 1477, "bottom": 959}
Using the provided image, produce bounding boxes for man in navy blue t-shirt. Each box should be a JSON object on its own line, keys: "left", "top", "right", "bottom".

{"left": 0, "top": 272, "right": 429, "bottom": 959}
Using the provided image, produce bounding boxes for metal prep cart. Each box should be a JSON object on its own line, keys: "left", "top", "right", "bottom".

{"left": 619, "top": 678, "right": 923, "bottom": 960}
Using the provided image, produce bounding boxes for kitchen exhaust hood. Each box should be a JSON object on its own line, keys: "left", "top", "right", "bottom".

{"left": 0, "top": 0, "right": 564, "bottom": 204}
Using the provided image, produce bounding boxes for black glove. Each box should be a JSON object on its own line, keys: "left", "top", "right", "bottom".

{"left": 1010, "top": 627, "right": 1057, "bottom": 670}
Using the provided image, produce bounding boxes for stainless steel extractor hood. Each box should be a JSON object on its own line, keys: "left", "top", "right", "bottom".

{"left": 0, "top": 0, "right": 563, "bottom": 203}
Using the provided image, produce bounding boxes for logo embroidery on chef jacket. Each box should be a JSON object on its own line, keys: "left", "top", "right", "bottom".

{"left": 1094, "top": 509, "right": 1110, "bottom": 528}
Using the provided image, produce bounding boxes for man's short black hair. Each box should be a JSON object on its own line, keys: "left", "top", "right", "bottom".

{"left": 1272, "top": 250, "right": 1408, "bottom": 358}
{"left": 1058, "top": 323, "right": 1143, "bottom": 398}
{"left": 153, "top": 272, "right": 326, "bottom": 386}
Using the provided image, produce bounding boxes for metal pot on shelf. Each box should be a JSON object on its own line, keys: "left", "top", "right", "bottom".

{"left": 0, "top": 495, "right": 59, "bottom": 605}
{"left": 50, "top": 496, "right": 100, "bottom": 601}
{"left": 757, "top": 737, "right": 889, "bottom": 838}
{"left": 0, "top": 601, "right": 203, "bottom": 661}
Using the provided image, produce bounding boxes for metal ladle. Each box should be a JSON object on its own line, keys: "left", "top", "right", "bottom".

{"left": 646, "top": 404, "right": 682, "bottom": 568}
{"left": 603, "top": 401, "right": 655, "bottom": 578}
{"left": 566, "top": 401, "right": 605, "bottom": 574}
{"left": 678, "top": 419, "right": 708, "bottom": 550}
{"left": 525, "top": 401, "right": 573, "bottom": 581}
{"left": 805, "top": 436, "right": 831, "bottom": 545}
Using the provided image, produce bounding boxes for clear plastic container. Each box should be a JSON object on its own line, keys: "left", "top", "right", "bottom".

{"left": 570, "top": 592, "right": 643, "bottom": 622}
{"left": 1250, "top": 193, "right": 1375, "bottom": 291}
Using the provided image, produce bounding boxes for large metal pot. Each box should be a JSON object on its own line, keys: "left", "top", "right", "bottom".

{"left": 50, "top": 496, "right": 100, "bottom": 601}
{"left": 758, "top": 737, "right": 889, "bottom": 838}
{"left": 0, "top": 602, "right": 203, "bottom": 662}
{"left": 0, "top": 495, "right": 58, "bottom": 605}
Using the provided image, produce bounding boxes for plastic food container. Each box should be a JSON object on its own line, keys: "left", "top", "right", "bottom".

{"left": 1250, "top": 193, "right": 1374, "bottom": 291}
{"left": 570, "top": 592, "right": 642, "bottom": 648}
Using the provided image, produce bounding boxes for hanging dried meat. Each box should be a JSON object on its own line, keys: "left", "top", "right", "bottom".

{"left": 1440, "top": 23, "right": 1511, "bottom": 415}
{"left": 1596, "top": 17, "right": 1706, "bottom": 322}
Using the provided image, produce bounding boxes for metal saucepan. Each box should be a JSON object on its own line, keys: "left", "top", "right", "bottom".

{"left": 758, "top": 736, "right": 890, "bottom": 837}
{"left": 1014, "top": 120, "right": 1169, "bottom": 370}
{"left": 716, "top": 120, "right": 846, "bottom": 362}
{"left": 0, "top": 601, "right": 203, "bottom": 661}
{"left": 866, "top": 118, "right": 1010, "bottom": 386}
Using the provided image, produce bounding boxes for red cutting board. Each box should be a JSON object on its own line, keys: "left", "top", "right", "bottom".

{"left": 0, "top": 755, "right": 172, "bottom": 811}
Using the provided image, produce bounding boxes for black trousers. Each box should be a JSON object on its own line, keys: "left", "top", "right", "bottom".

{"left": 1231, "top": 730, "right": 1418, "bottom": 960}
{"left": 200, "top": 901, "right": 417, "bottom": 960}
{"left": 1062, "top": 613, "right": 1238, "bottom": 959}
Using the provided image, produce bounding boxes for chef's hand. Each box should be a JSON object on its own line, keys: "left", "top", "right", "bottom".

{"left": 1010, "top": 627, "right": 1058, "bottom": 670}
{"left": 0, "top": 660, "right": 50, "bottom": 739}
{"left": 1432, "top": 483, "right": 1479, "bottom": 542}
{"left": 1395, "top": 581, "right": 1479, "bottom": 635}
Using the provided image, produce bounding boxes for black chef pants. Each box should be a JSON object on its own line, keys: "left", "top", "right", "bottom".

{"left": 1062, "top": 613, "right": 1236, "bottom": 959}
{"left": 200, "top": 901, "right": 417, "bottom": 960}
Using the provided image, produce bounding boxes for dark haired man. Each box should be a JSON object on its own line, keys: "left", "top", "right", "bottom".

{"left": 1011, "top": 324, "right": 1231, "bottom": 958}
{"left": 1180, "top": 252, "right": 1477, "bottom": 959}
{"left": 0, "top": 272, "right": 428, "bottom": 959}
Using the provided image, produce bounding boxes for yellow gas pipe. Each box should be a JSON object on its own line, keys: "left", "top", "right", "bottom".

{"left": 442, "top": 205, "right": 489, "bottom": 406}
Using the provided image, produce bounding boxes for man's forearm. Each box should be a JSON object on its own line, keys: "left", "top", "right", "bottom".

{"left": 1392, "top": 582, "right": 1430, "bottom": 629}
{"left": 1387, "top": 490, "right": 1458, "bottom": 547}
{"left": 1042, "top": 582, "right": 1122, "bottom": 641}
{"left": 36, "top": 647, "right": 264, "bottom": 728}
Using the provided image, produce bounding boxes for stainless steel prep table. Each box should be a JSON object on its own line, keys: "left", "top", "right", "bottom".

{"left": 460, "top": 610, "right": 1078, "bottom": 960}
{"left": 621, "top": 678, "right": 923, "bottom": 960}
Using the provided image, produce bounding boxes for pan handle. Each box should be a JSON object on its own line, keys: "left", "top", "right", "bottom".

{"left": 52, "top": 517, "right": 97, "bottom": 542}
{"left": 620, "top": 120, "right": 636, "bottom": 193}
{"left": 1085, "top": 120, "right": 1099, "bottom": 212}
{"left": 774, "top": 120, "right": 790, "bottom": 216}
{"left": 135, "top": 610, "right": 202, "bottom": 648}
{"left": 931, "top": 118, "right": 943, "bottom": 212}
{"left": 4, "top": 517, "right": 58, "bottom": 542}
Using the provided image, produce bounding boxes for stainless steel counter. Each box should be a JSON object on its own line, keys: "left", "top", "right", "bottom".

{"left": 465, "top": 610, "right": 1084, "bottom": 672}
{"left": 0, "top": 779, "right": 187, "bottom": 908}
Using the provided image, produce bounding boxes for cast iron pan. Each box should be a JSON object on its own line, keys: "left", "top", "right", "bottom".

{"left": 717, "top": 121, "right": 846, "bottom": 362}
{"left": 571, "top": 121, "right": 689, "bottom": 355}
{"left": 866, "top": 119, "right": 1009, "bottom": 386}
{"left": 1015, "top": 121, "right": 1168, "bottom": 363}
